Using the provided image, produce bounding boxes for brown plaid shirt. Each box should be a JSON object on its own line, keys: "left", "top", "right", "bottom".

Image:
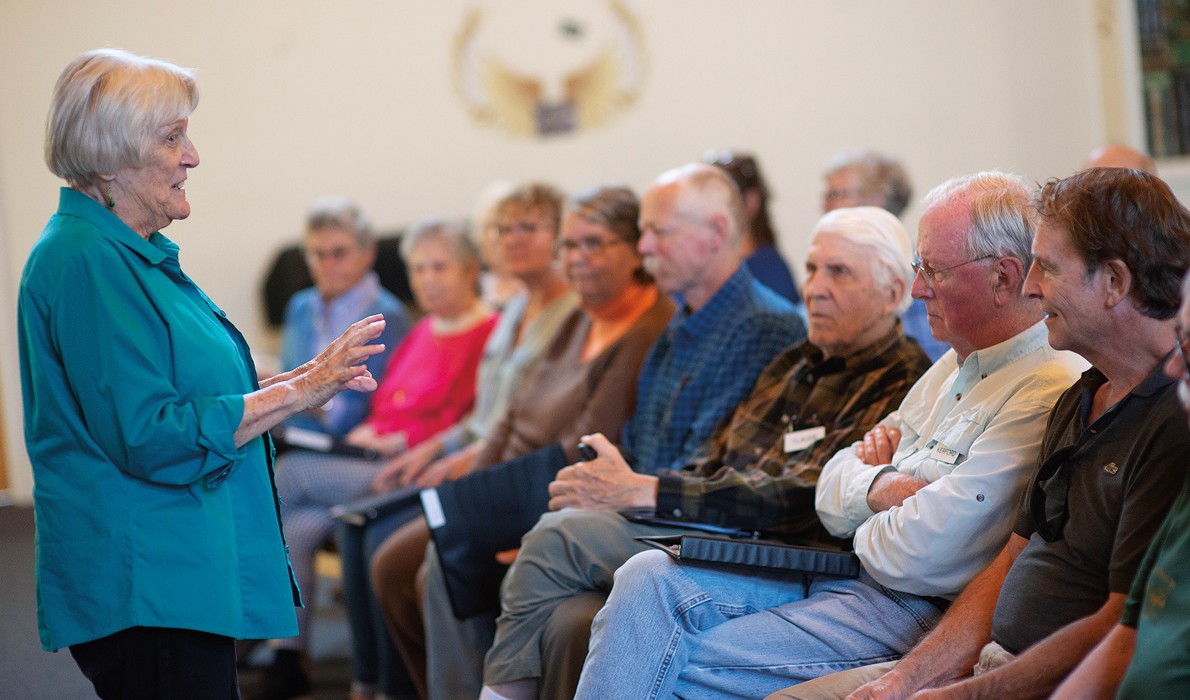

{"left": 655, "top": 323, "right": 932, "bottom": 538}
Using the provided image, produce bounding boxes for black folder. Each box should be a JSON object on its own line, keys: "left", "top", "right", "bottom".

{"left": 329, "top": 485, "right": 422, "bottom": 527}
{"left": 635, "top": 534, "right": 861, "bottom": 578}
{"left": 420, "top": 443, "right": 569, "bottom": 620}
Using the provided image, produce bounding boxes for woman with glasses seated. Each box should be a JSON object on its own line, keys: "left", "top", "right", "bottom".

{"left": 258, "top": 220, "right": 499, "bottom": 699}
{"left": 361, "top": 185, "right": 675, "bottom": 700}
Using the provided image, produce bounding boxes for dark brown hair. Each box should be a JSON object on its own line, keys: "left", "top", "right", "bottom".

{"left": 1035, "top": 167, "right": 1190, "bottom": 319}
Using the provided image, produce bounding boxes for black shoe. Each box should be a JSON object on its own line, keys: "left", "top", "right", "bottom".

{"left": 250, "top": 649, "right": 312, "bottom": 700}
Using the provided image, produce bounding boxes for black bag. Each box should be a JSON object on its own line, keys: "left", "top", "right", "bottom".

{"left": 420, "top": 443, "right": 569, "bottom": 619}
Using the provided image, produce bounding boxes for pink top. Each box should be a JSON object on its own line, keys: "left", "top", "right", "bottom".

{"left": 365, "top": 313, "right": 499, "bottom": 447}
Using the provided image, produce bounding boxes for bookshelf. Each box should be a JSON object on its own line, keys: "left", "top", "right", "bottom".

{"left": 1137, "top": 0, "right": 1190, "bottom": 158}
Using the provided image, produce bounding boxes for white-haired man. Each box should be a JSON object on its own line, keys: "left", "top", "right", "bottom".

{"left": 573, "top": 172, "right": 1088, "bottom": 699}
{"left": 475, "top": 204, "right": 930, "bottom": 700}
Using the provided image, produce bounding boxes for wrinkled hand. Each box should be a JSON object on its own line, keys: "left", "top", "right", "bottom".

{"left": 412, "top": 449, "right": 475, "bottom": 488}
{"left": 345, "top": 424, "right": 406, "bottom": 457}
{"left": 296, "top": 315, "right": 387, "bottom": 410}
{"left": 848, "top": 670, "right": 916, "bottom": 700}
{"left": 548, "top": 433, "right": 658, "bottom": 511}
{"left": 856, "top": 425, "right": 902, "bottom": 466}
{"left": 371, "top": 437, "right": 443, "bottom": 492}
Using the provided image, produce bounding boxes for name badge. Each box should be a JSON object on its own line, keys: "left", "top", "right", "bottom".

{"left": 784, "top": 426, "right": 826, "bottom": 453}
{"left": 930, "top": 443, "right": 961, "bottom": 465}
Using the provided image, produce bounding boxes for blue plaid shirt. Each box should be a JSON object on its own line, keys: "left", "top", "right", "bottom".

{"left": 623, "top": 266, "right": 806, "bottom": 473}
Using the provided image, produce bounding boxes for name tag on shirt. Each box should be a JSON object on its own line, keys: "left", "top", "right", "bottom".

{"left": 930, "top": 443, "right": 961, "bottom": 465}
{"left": 784, "top": 426, "right": 826, "bottom": 453}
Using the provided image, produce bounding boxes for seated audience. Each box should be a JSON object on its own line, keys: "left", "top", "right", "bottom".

{"left": 477, "top": 162, "right": 809, "bottom": 699}
{"left": 259, "top": 220, "right": 499, "bottom": 699}
{"left": 467, "top": 205, "right": 931, "bottom": 699}
{"left": 704, "top": 149, "right": 803, "bottom": 306}
{"left": 371, "top": 184, "right": 675, "bottom": 698}
{"left": 773, "top": 167, "right": 1190, "bottom": 700}
{"left": 572, "top": 172, "right": 1087, "bottom": 700}
{"left": 822, "top": 148, "right": 948, "bottom": 361}
{"left": 278, "top": 197, "right": 411, "bottom": 437}
{"left": 472, "top": 180, "right": 525, "bottom": 310}
{"left": 337, "top": 183, "right": 577, "bottom": 700}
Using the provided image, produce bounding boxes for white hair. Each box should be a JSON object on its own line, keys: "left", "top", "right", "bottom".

{"left": 811, "top": 206, "right": 915, "bottom": 314}
{"left": 45, "top": 48, "right": 199, "bottom": 187}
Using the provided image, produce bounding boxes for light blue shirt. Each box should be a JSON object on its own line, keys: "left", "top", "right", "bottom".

{"left": 279, "top": 273, "right": 409, "bottom": 437}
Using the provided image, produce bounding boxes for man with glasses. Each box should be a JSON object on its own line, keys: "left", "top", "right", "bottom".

{"left": 477, "top": 205, "right": 931, "bottom": 700}
{"left": 449, "top": 162, "right": 807, "bottom": 700}
{"left": 771, "top": 167, "right": 1190, "bottom": 700}
{"left": 573, "top": 172, "right": 1087, "bottom": 700}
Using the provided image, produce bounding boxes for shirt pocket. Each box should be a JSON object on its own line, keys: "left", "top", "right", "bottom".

{"left": 913, "top": 408, "right": 988, "bottom": 482}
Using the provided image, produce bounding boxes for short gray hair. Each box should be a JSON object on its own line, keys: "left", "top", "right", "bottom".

{"left": 45, "top": 48, "right": 199, "bottom": 188}
{"left": 824, "top": 149, "right": 913, "bottom": 217}
{"left": 305, "top": 196, "right": 373, "bottom": 247}
{"left": 811, "top": 206, "right": 915, "bottom": 314}
{"left": 921, "top": 172, "right": 1038, "bottom": 291}
{"left": 400, "top": 219, "right": 481, "bottom": 268}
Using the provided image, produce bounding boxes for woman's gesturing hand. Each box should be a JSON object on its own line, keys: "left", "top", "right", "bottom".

{"left": 295, "top": 315, "right": 387, "bottom": 409}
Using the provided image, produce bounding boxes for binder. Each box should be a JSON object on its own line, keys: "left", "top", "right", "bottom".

{"left": 635, "top": 533, "right": 860, "bottom": 578}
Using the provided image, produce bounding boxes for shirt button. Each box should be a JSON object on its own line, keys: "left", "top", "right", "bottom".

{"left": 672, "top": 508, "right": 682, "bottom": 517}
{"left": 956, "top": 393, "right": 963, "bottom": 401}
{"left": 976, "top": 494, "right": 985, "bottom": 502}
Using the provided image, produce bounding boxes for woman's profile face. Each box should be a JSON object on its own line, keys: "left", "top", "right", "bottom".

{"left": 111, "top": 117, "right": 199, "bottom": 236}
{"left": 408, "top": 237, "right": 478, "bottom": 320}
{"left": 558, "top": 213, "right": 641, "bottom": 307}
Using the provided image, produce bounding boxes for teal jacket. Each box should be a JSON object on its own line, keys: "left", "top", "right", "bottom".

{"left": 18, "top": 188, "right": 299, "bottom": 651}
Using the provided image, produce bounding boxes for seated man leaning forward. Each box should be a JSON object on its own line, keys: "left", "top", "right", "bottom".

{"left": 772, "top": 168, "right": 1190, "bottom": 700}
{"left": 475, "top": 205, "right": 933, "bottom": 699}
{"left": 572, "top": 171, "right": 1089, "bottom": 700}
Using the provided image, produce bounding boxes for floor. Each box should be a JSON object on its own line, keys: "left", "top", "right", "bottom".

{"left": 0, "top": 504, "right": 402, "bottom": 700}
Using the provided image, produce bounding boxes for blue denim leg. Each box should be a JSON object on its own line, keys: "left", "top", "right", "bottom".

{"left": 575, "top": 549, "right": 813, "bottom": 700}
{"left": 673, "top": 572, "right": 942, "bottom": 699}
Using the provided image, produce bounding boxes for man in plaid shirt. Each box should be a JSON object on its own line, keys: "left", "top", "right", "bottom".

{"left": 480, "top": 203, "right": 931, "bottom": 700}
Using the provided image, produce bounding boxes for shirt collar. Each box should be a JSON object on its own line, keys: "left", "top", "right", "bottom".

{"left": 310, "top": 271, "right": 381, "bottom": 317}
{"left": 670, "top": 265, "right": 755, "bottom": 338}
{"left": 958, "top": 319, "right": 1052, "bottom": 380}
{"left": 58, "top": 187, "right": 171, "bottom": 265}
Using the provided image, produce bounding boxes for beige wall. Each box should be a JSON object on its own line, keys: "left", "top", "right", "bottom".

{"left": 0, "top": 0, "right": 1162, "bottom": 501}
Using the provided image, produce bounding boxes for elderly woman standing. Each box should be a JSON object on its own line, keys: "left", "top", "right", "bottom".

{"left": 18, "top": 49, "right": 387, "bottom": 699}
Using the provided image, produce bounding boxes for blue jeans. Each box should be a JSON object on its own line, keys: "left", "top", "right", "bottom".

{"left": 574, "top": 549, "right": 943, "bottom": 700}
{"left": 337, "top": 506, "right": 420, "bottom": 697}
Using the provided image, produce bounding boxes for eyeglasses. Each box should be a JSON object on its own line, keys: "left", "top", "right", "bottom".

{"left": 912, "top": 255, "right": 995, "bottom": 285}
{"left": 1176, "top": 323, "right": 1190, "bottom": 380}
{"left": 497, "top": 221, "right": 549, "bottom": 238}
{"left": 1030, "top": 443, "right": 1079, "bottom": 542}
{"left": 554, "top": 236, "right": 628, "bottom": 256}
{"left": 305, "top": 245, "right": 360, "bottom": 263}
